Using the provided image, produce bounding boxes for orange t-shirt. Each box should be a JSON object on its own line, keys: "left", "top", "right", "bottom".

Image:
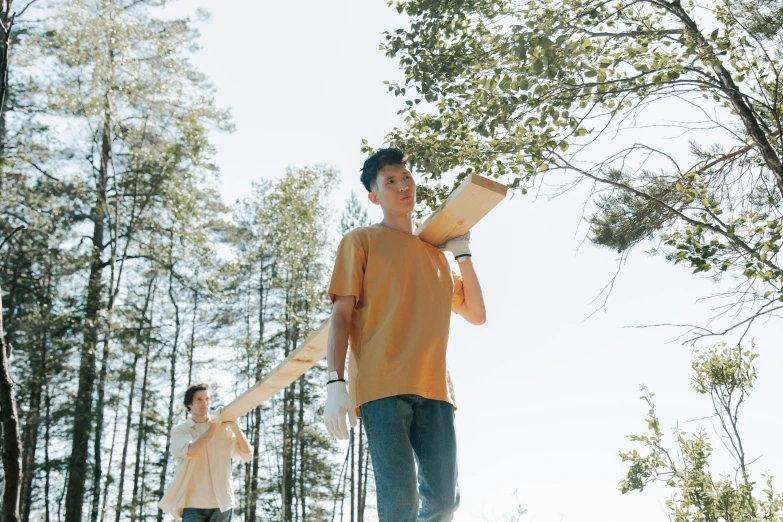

{"left": 328, "top": 224, "right": 464, "bottom": 408}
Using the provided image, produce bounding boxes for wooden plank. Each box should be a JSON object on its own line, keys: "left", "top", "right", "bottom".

{"left": 221, "top": 174, "right": 508, "bottom": 421}
{"left": 415, "top": 174, "right": 508, "bottom": 245}
{"left": 222, "top": 320, "right": 331, "bottom": 420}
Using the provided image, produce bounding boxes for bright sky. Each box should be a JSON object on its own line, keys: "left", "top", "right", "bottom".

{"left": 166, "top": 2, "right": 783, "bottom": 521}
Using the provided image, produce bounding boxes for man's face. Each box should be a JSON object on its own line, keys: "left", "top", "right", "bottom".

{"left": 191, "top": 389, "right": 212, "bottom": 416}
{"left": 370, "top": 162, "right": 416, "bottom": 213}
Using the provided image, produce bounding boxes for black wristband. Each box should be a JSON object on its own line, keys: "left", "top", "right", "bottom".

{"left": 454, "top": 253, "right": 472, "bottom": 259}
{"left": 327, "top": 378, "right": 346, "bottom": 385}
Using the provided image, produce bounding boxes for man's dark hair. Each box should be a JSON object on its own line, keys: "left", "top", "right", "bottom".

{"left": 360, "top": 147, "right": 408, "bottom": 192}
{"left": 183, "top": 382, "right": 211, "bottom": 412}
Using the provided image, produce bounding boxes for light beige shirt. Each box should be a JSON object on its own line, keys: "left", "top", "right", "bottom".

{"left": 183, "top": 422, "right": 218, "bottom": 509}
{"left": 159, "top": 418, "right": 253, "bottom": 520}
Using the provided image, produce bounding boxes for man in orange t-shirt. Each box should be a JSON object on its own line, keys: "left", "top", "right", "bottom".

{"left": 324, "top": 148, "right": 487, "bottom": 522}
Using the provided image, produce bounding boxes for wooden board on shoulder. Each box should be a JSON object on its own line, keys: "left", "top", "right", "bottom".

{"left": 221, "top": 174, "right": 508, "bottom": 420}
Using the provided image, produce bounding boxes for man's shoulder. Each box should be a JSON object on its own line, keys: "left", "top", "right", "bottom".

{"left": 339, "top": 225, "right": 380, "bottom": 247}
{"left": 171, "top": 419, "right": 193, "bottom": 433}
{"left": 342, "top": 225, "right": 377, "bottom": 239}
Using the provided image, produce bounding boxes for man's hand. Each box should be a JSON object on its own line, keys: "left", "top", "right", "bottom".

{"left": 224, "top": 420, "right": 252, "bottom": 455}
{"left": 439, "top": 231, "right": 471, "bottom": 261}
{"left": 210, "top": 406, "right": 224, "bottom": 427}
{"left": 324, "top": 379, "right": 357, "bottom": 440}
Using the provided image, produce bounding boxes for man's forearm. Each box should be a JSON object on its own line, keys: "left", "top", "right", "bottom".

{"left": 186, "top": 425, "right": 216, "bottom": 457}
{"left": 327, "top": 303, "right": 352, "bottom": 379}
{"left": 231, "top": 424, "right": 251, "bottom": 454}
{"left": 458, "top": 258, "right": 486, "bottom": 324}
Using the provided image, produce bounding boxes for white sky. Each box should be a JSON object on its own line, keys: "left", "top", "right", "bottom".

{"left": 166, "top": 1, "right": 783, "bottom": 521}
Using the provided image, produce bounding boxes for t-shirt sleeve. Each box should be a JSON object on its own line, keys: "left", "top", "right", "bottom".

{"left": 328, "top": 232, "right": 366, "bottom": 304}
{"left": 451, "top": 271, "right": 465, "bottom": 313}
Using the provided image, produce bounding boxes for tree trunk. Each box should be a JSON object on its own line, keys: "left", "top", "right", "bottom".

{"left": 157, "top": 239, "right": 180, "bottom": 522}
{"left": 298, "top": 378, "right": 306, "bottom": 522}
{"left": 89, "top": 336, "right": 111, "bottom": 522}
{"left": 19, "top": 384, "right": 40, "bottom": 522}
{"left": 0, "top": 10, "right": 21, "bottom": 522}
{"left": 357, "top": 423, "right": 363, "bottom": 522}
{"left": 186, "top": 288, "right": 197, "bottom": 387}
{"left": 139, "top": 434, "right": 148, "bottom": 522}
{"left": 20, "top": 333, "right": 45, "bottom": 522}
{"left": 99, "top": 411, "right": 119, "bottom": 522}
{"left": 65, "top": 107, "right": 112, "bottom": 522}
{"left": 360, "top": 424, "right": 370, "bottom": 522}
{"left": 248, "top": 264, "right": 268, "bottom": 522}
{"left": 350, "top": 428, "right": 354, "bottom": 522}
{"left": 130, "top": 317, "right": 153, "bottom": 522}
{"left": 0, "top": 284, "right": 22, "bottom": 522}
{"left": 249, "top": 405, "right": 261, "bottom": 522}
{"left": 113, "top": 354, "right": 139, "bottom": 522}
{"left": 114, "top": 277, "right": 154, "bottom": 522}
{"left": 282, "top": 382, "right": 295, "bottom": 522}
{"left": 281, "top": 289, "right": 296, "bottom": 522}
{"left": 43, "top": 378, "right": 51, "bottom": 522}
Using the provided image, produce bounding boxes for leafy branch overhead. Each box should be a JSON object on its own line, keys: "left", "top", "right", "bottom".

{"left": 382, "top": 0, "right": 783, "bottom": 335}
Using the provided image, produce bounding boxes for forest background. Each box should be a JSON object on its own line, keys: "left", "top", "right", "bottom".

{"left": 1, "top": 1, "right": 782, "bottom": 522}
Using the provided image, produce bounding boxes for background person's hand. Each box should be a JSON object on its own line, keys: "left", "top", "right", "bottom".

{"left": 324, "top": 381, "right": 357, "bottom": 440}
{"left": 210, "top": 406, "right": 224, "bottom": 427}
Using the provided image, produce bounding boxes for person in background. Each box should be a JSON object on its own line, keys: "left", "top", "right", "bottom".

{"left": 160, "top": 383, "right": 252, "bottom": 522}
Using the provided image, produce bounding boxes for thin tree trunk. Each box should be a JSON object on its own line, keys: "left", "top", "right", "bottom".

{"left": 330, "top": 446, "right": 349, "bottom": 522}
{"left": 113, "top": 354, "right": 139, "bottom": 522}
{"left": 282, "top": 382, "right": 295, "bottom": 522}
{"left": 130, "top": 315, "right": 153, "bottom": 522}
{"left": 114, "top": 277, "right": 154, "bottom": 522}
{"left": 249, "top": 405, "right": 261, "bottom": 522}
{"left": 1, "top": 283, "right": 23, "bottom": 522}
{"left": 20, "top": 340, "right": 43, "bottom": 522}
{"left": 186, "top": 288, "right": 197, "bottom": 387}
{"left": 99, "top": 411, "right": 119, "bottom": 522}
{"left": 249, "top": 264, "right": 268, "bottom": 522}
{"left": 360, "top": 425, "right": 369, "bottom": 522}
{"left": 65, "top": 106, "right": 112, "bottom": 522}
{"left": 157, "top": 237, "right": 180, "bottom": 522}
{"left": 44, "top": 377, "right": 51, "bottom": 522}
{"left": 357, "top": 423, "right": 363, "bottom": 522}
{"left": 0, "top": 10, "right": 21, "bottom": 522}
{"left": 89, "top": 336, "right": 111, "bottom": 522}
{"left": 139, "top": 434, "right": 148, "bottom": 522}
{"left": 281, "top": 290, "right": 294, "bottom": 522}
{"left": 298, "top": 378, "right": 306, "bottom": 522}
{"left": 350, "top": 428, "right": 354, "bottom": 522}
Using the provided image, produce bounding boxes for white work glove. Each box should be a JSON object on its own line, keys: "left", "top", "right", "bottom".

{"left": 439, "top": 231, "right": 471, "bottom": 262}
{"left": 324, "top": 372, "right": 357, "bottom": 440}
{"left": 210, "top": 406, "right": 224, "bottom": 427}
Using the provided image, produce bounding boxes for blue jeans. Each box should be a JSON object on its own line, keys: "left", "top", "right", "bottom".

{"left": 360, "top": 395, "right": 459, "bottom": 522}
{"left": 182, "top": 508, "right": 232, "bottom": 522}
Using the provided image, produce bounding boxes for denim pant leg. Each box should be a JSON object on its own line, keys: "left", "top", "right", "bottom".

{"left": 182, "top": 508, "right": 209, "bottom": 522}
{"left": 361, "top": 396, "right": 419, "bottom": 522}
{"left": 410, "top": 397, "right": 459, "bottom": 522}
{"left": 208, "top": 508, "right": 232, "bottom": 522}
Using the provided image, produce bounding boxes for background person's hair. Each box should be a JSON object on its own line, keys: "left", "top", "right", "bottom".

{"left": 360, "top": 147, "right": 408, "bottom": 192}
{"left": 183, "top": 382, "right": 211, "bottom": 412}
